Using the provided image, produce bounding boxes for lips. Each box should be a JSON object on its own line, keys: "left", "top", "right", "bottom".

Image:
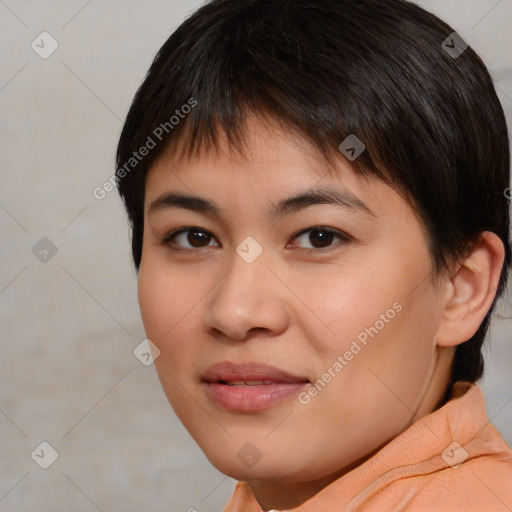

{"left": 202, "top": 361, "right": 309, "bottom": 412}
{"left": 202, "top": 361, "right": 309, "bottom": 384}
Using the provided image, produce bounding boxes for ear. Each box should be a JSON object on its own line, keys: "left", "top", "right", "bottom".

{"left": 436, "top": 231, "right": 505, "bottom": 348}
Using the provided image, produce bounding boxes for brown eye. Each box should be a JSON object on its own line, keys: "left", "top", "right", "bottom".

{"left": 163, "top": 227, "right": 219, "bottom": 249}
{"left": 163, "top": 225, "right": 349, "bottom": 252}
{"left": 308, "top": 229, "right": 336, "bottom": 248}
{"left": 186, "top": 229, "right": 213, "bottom": 247}
{"left": 291, "top": 227, "right": 349, "bottom": 251}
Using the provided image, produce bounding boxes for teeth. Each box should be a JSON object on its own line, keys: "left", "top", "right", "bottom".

{"left": 226, "top": 380, "right": 270, "bottom": 386}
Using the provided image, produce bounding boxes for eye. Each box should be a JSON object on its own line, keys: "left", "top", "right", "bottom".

{"left": 161, "top": 225, "right": 350, "bottom": 252}
{"left": 288, "top": 226, "right": 350, "bottom": 252}
{"left": 162, "top": 227, "right": 219, "bottom": 250}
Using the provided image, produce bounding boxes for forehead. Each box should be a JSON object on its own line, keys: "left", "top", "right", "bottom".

{"left": 142, "top": 114, "right": 419, "bottom": 235}
{"left": 146, "top": 115, "right": 374, "bottom": 197}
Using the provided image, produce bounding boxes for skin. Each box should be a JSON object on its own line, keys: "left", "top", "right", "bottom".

{"left": 137, "top": 116, "right": 504, "bottom": 510}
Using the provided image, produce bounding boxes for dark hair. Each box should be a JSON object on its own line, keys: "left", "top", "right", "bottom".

{"left": 116, "top": 0, "right": 511, "bottom": 387}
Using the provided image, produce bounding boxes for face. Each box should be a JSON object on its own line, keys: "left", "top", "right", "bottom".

{"left": 138, "top": 116, "right": 449, "bottom": 487}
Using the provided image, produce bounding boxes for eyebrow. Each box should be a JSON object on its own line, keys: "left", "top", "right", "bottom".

{"left": 147, "top": 186, "right": 376, "bottom": 221}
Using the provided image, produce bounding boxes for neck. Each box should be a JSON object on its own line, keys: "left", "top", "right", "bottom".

{"left": 248, "top": 443, "right": 384, "bottom": 510}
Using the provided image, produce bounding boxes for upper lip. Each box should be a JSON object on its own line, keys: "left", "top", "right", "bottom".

{"left": 202, "top": 361, "right": 310, "bottom": 384}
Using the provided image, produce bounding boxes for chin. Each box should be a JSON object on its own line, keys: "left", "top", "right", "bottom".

{"left": 201, "top": 444, "right": 316, "bottom": 483}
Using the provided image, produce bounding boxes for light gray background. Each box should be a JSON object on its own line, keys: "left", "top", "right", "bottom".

{"left": 1, "top": 1, "right": 511, "bottom": 511}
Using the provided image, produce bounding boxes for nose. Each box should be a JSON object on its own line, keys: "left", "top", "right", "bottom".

{"left": 203, "top": 251, "right": 289, "bottom": 341}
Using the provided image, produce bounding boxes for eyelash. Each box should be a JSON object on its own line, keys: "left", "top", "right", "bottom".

{"left": 160, "top": 225, "right": 351, "bottom": 254}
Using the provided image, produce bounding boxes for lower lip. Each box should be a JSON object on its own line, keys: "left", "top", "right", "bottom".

{"left": 204, "top": 382, "right": 308, "bottom": 412}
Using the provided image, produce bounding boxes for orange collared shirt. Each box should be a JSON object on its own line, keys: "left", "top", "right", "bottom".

{"left": 223, "top": 381, "right": 512, "bottom": 511}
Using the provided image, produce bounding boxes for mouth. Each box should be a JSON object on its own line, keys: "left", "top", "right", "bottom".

{"left": 201, "top": 361, "right": 310, "bottom": 412}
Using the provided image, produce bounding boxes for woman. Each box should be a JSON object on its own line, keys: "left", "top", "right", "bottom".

{"left": 115, "top": 0, "right": 512, "bottom": 509}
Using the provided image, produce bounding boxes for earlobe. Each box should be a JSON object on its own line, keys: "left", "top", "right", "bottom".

{"left": 436, "top": 232, "right": 505, "bottom": 348}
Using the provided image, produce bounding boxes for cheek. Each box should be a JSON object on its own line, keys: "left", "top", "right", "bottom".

{"left": 137, "top": 261, "right": 204, "bottom": 415}
{"left": 137, "top": 258, "right": 197, "bottom": 351}
{"left": 304, "top": 254, "right": 438, "bottom": 384}
{"left": 300, "top": 265, "right": 395, "bottom": 356}
{"left": 137, "top": 264, "right": 167, "bottom": 340}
